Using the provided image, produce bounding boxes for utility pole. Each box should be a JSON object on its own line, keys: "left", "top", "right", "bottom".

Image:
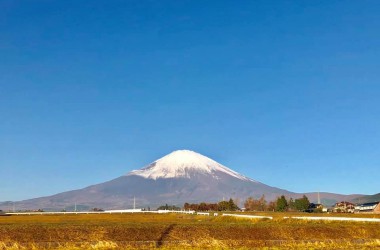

{"left": 133, "top": 197, "right": 136, "bottom": 210}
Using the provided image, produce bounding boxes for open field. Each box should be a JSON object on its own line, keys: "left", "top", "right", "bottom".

{"left": 1, "top": 213, "right": 380, "bottom": 249}
{"left": 235, "top": 211, "right": 380, "bottom": 219}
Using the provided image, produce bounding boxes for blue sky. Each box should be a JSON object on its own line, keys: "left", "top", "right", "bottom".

{"left": 1, "top": 0, "right": 379, "bottom": 201}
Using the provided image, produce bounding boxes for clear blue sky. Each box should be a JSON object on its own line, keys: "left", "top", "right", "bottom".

{"left": 1, "top": 0, "right": 379, "bottom": 201}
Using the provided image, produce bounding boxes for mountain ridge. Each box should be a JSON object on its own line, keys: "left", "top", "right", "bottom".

{"left": 0, "top": 150, "right": 368, "bottom": 210}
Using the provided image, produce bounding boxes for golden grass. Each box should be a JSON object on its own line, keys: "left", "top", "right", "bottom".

{"left": 1, "top": 240, "right": 380, "bottom": 250}
{"left": 1, "top": 213, "right": 380, "bottom": 249}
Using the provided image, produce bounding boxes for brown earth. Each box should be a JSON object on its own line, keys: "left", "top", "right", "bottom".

{"left": 0, "top": 213, "right": 380, "bottom": 249}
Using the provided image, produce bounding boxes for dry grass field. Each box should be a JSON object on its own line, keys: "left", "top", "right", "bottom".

{"left": 1, "top": 212, "right": 380, "bottom": 249}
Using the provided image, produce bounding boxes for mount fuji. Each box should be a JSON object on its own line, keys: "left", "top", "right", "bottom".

{"left": 128, "top": 150, "right": 253, "bottom": 181}
{"left": 0, "top": 150, "right": 364, "bottom": 210}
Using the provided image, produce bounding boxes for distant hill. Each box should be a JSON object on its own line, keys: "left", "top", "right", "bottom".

{"left": 351, "top": 193, "right": 380, "bottom": 204}
{"left": 301, "top": 192, "right": 364, "bottom": 207}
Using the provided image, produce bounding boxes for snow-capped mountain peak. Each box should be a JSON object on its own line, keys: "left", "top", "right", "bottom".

{"left": 127, "top": 150, "right": 254, "bottom": 181}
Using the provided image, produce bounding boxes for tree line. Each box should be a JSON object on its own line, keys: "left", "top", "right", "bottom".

{"left": 180, "top": 195, "right": 317, "bottom": 212}
{"left": 157, "top": 204, "right": 181, "bottom": 210}
{"left": 244, "top": 195, "right": 314, "bottom": 212}
{"left": 184, "top": 198, "right": 239, "bottom": 211}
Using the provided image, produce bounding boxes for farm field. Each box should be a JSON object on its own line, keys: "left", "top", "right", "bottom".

{"left": 1, "top": 212, "right": 380, "bottom": 249}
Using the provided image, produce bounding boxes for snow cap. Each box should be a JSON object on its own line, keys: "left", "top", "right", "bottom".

{"left": 127, "top": 150, "right": 254, "bottom": 181}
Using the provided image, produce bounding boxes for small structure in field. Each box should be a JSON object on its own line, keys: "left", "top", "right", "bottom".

{"left": 104, "top": 209, "right": 142, "bottom": 213}
{"left": 0, "top": 210, "right": 5, "bottom": 216}
{"left": 306, "top": 203, "right": 325, "bottom": 213}
{"left": 333, "top": 201, "right": 355, "bottom": 213}
{"left": 157, "top": 210, "right": 195, "bottom": 214}
{"left": 355, "top": 202, "right": 380, "bottom": 214}
{"left": 196, "top": 212, "right": 209, "bottom": 216}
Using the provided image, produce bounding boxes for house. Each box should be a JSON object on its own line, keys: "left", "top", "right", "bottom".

{"left": 333, "top": 201, "right": 355, "bottom": 213}
{"left": 355, "top": 202, "right": 380, "bottom": 214}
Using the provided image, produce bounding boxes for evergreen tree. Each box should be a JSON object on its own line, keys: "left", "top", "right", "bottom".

{"left": 218, "top": 199, "right": 239, "bottom": 211}
{"left": 276, "top": 195, "right": 288, "bottom": 212}
{"left": 294, "top": 195, "right": 310, "bottom": 211}
{"left": 228, "top": 198, "right": 239, "bottom": 211}
{"left": 218, "top": 201, "right": 229, "bottom": 211}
